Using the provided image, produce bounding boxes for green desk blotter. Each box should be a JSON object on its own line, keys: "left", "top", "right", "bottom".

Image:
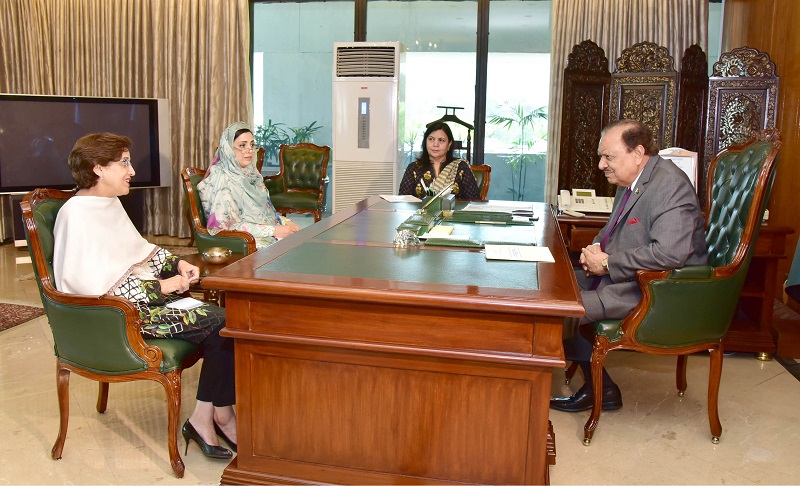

{"left": 442, "top": 210, "right": 533, "bottom": 225}
{"left": 424, "top": 239, "right": 537, "bottom": 248}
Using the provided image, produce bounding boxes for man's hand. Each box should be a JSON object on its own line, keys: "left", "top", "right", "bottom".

{"left": 580, "top": 244, "right": 609, "bottom": 276}
{"left": 177, "top": 259, "right": 201, "bottom": 284}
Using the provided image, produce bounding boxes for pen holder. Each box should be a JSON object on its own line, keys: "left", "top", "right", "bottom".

{"left": 421, "top": 194, "right": 455, "bottom": 212}
{"left": 396, "top": 210, "right": 442, "bottom": 235}
{"left": 441, "top": 194, "right": 455, "bottom": 211}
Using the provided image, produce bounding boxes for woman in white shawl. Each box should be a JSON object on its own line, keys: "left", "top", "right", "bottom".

{"left": 53, "top": 133, "right": 237, "bottom": 460}
{"left": 197, "top": 121, "right": 300, "bottom": 248}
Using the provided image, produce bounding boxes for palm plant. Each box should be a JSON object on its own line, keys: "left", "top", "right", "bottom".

{"left": 254, "top": 120, "right": 322, "bottom": 168}
{"left": 487, "top": 103, "right": 548, "bottom": 201}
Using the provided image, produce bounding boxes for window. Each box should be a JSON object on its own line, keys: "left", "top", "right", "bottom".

{"left": 252, "top": 1, "right": 354, "bottom": 170}
{"left": 252, "top": 0, "right": 553, "bottom": 201}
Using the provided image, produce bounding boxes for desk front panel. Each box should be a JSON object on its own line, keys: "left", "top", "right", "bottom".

{"left": 210, "top": 198, "right": 578, "bottom": 485}
{"left": 230, "top": 338, "right": 551, "bottom": 485}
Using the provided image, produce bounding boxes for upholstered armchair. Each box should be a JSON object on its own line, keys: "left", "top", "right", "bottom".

{"left": 21, "top": 188, "right": 203, "bottom": 478}
{"left": 181, "top": 167, "right": 257, "bottom": 255}
{"left": 470, "top": 164, "right": 492, "bottom": 201}
{"left": 264, "top": 142, "right": 330, "bottom": 222}
{"left": 581, "top": 131, "right": 781, "bottom": 446}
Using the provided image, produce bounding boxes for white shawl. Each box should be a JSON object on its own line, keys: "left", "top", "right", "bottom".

{"left": 53, "top": 195, "right": 157, "bottom": 296}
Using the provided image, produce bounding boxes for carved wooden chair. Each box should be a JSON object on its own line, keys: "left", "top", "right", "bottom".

{"left": 20, "top": 188, "right": 203, "bottom": 478}
{"left": 181, "top": 167, "right": 257, "bottom": 255}
{"left": 264, "top": 143, "right": 330, "bottom": 222}
{"left": 470, "top": 164, "right": 492, "bottom": 201}
{"left": 581, "top": 131, "right": 781, "bottom": 446}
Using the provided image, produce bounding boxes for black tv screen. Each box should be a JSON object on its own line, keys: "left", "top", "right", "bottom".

{"left": 0, "top": 94, "right": 171, "bottom": 194}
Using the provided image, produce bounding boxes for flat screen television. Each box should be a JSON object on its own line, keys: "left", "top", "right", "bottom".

{"left": 0, "top": 94, "right": 171, "bottom": 194}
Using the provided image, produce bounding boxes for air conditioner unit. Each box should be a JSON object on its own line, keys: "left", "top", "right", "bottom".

{"left": 332, "top": 41, "right": 405, "bottom": 213}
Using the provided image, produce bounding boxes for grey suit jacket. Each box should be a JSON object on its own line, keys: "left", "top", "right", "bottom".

{"left": 581, "top": 155, "right": 708, "bottom": 322}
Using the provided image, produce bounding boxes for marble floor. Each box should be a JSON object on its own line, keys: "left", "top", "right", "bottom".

{"left": 2, "top": 235, "right": 800, "bottom": 485}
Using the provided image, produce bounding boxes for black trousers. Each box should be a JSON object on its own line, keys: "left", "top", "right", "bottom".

{"left": 195, "top": 325, "right": 236, "bottom": 407}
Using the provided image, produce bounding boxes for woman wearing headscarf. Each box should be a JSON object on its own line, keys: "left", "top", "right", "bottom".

{"left": 197, "top": 121, "right": 301, "bottom": 248}
{"left": 53, "top": 133, "right": 237, "bottom": 460}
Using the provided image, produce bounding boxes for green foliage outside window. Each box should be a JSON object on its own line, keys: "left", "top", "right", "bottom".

{"left": 487, "top": 103, "right": 547, "bottom": 201}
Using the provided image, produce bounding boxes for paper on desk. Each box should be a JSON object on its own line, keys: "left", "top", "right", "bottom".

{"left": 381, "top": 195, "right": 422, "bottom": 202}
{"left": 166, "top": 297, "right": 204, "bottom": 310}
{"left": 463, "top": 202, "right": 535, "bottom": 213}
{"left": 484, "top": 244, "right": 554, "bottom": 262}
{"left": 419, "top": 233, "right": 468, "bottom": 240}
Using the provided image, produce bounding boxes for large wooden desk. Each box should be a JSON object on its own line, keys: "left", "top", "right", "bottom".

{"left": 205, "top": 198, "right": 583, "bottom": 485}
{"left": 557, "top": 214, "right": 793, "bottom": 358}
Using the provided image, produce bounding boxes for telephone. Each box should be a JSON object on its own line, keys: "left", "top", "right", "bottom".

{"left": 558, "top": 189, "right": 614, "bottom": 215}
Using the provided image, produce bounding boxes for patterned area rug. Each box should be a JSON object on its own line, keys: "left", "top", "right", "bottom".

{"left": 0, "top": 303, "right": 45, "bottom": 332}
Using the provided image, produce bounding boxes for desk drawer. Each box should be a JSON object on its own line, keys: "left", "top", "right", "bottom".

{"left": 569, "top": 226, "right": 600, "bottom": 251}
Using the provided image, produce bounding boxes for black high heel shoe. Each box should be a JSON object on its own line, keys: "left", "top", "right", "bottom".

{"left": 182, "top": 419, "right": 232, "bottom": 459}
{"left": 214, "top": 422, "right": 238, "bottom": 453}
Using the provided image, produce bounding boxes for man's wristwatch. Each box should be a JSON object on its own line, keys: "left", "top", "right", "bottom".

{"left": 602, "top": 257, "right": 609, "bottom": 273}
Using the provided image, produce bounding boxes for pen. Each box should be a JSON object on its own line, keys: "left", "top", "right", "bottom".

{"left": 474, "top": 221, "right": 506, "bottom": 225}
{"left": 420, "top": 179, "right": 429, "bottom": 195}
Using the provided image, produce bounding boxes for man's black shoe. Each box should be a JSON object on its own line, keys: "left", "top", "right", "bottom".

{"left": 549, "top": 383, "right": 623, "bottom": 412}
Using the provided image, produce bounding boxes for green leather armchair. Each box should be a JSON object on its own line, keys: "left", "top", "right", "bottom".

{"left": 581, "top": 130, "right": 782, "bottom": 446}
{"left": 181, "top": 167, "right": 257, "bottom": 255}
{"left": 20, "top": 188, "right": 203, "bottom": 478}
{"left": 264, "top": 142, "right": 330, "bottom": 222}
{"left": 471, "top": 164, "right": 492, "bottom": 201}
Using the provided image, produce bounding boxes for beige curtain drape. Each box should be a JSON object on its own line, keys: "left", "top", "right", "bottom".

{"left": 0, "top": 0, "right": 252, "bottom": 239}
{"left": 546, "top": 0, "right": 707, "bottom": 203}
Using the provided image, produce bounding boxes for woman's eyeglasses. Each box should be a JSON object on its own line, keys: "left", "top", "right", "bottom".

{"left": 234, "top": 143, "right": 256, "bottom": 153}
{"left": 110, "top": 158, "right": 132, "bottom": 168}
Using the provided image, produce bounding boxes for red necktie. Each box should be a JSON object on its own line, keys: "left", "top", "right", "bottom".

{"left": 599, "top": 188, "right": 632, "bottom": 251}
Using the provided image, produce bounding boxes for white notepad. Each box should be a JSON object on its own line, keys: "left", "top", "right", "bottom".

{"left": 166, "top": 297, "right": 204, "bottom": 310}
{"left": 484, "top": 245, "right": 554, "bottom": 262}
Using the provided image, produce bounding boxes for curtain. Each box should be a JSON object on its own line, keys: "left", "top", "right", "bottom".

{"left": 0, "top": 0, "right": 252, "bottom": 238}
{"left": 545, "top": 0, "right": 707, "bottom": 203}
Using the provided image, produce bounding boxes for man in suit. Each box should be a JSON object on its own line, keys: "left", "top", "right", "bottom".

{"left": 551, "top": 119, "right": 708, "bottom": 412}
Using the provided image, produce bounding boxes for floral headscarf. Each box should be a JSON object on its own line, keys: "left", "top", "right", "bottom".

{"left": 197, "top": 121, "right": 281, "bottom": 234}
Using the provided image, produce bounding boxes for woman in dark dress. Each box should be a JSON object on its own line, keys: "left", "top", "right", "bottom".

{"left": 398, "top": 121, "right": 480, "bottom": 200}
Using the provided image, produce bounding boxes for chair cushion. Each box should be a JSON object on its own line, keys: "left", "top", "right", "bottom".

{"left": 32, "top": 199, "right": 68, "bottom": 280}
{"left": 593, "top": 319, "right": 624, "bottom": 342}
{"left": 145, "top": 338, "right": 202, "bottom": 373}
{"left": 283, "top": 148, "right": 325, "bottom": 191}
{"left": 270, "top": 192, "right": 320, "bottom": 210}
{"left": 705, "top": 141, "right": 772, "bottom": 267}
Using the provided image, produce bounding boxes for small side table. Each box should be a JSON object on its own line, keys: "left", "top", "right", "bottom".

{"left": 180, "top": 252, "right": 246, "bottom": 306}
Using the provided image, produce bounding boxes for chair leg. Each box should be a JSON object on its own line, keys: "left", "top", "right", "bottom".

{"left": 565, "top": 361, "right": 579, "bottom": 384}
{"left": 52, "top": 363, "right": 70, "bottom": 460}
{"left": 676, "top": 355, "right": 688, "bottom": 397}
{"left": 96, "top": 382, "right": 109, "bottom": 413}
{"left": 708, "top": 347, "right": 724, "bottom": 443}
{"left": 583, "top": 345, "right": 608, "bottom": 445}
{"left": 314, "top": 209, "right": 321, "bottom": 222}
{"left": 161, "top": 370, "right": 185, "bottom": 478}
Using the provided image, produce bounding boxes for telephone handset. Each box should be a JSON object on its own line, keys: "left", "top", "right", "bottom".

{"left": 558, "top": 190, "right": 585, "bottom": 217}
{"left": 558, "top": 188, "right": 613, "bottom": 215}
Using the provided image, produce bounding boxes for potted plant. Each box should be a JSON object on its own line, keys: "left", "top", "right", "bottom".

{"left": 254, "top": 120, "right": 322, "bottom": 169}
